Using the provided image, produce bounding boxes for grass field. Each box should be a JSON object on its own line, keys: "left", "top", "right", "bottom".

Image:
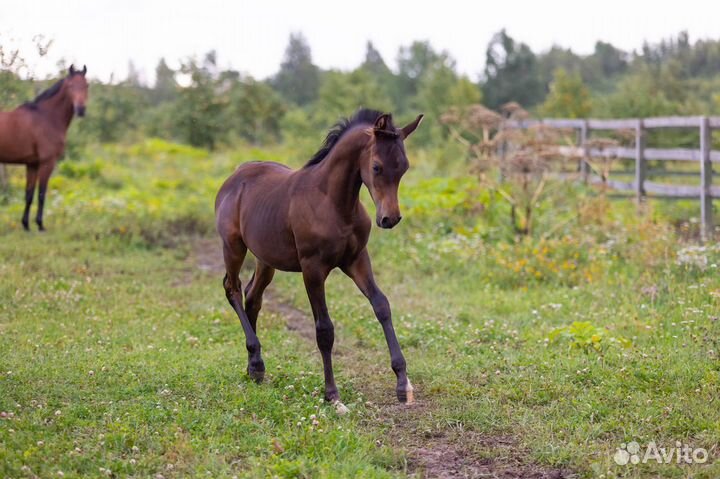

{"left": 1, "top": 141, "right": 719, "bottom": 478}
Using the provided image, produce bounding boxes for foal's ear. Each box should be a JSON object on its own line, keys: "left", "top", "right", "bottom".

{"left": 400, "top": 114, "right": 424, "bottom": 140}
{"left": 82, "top": 65, "right": 87, "bottom": 76}
{"left": 69, "top": 64, "right": 76, "bottom": 76}
{"left": 373, "top": 114, "right": 393, "bottom": 133}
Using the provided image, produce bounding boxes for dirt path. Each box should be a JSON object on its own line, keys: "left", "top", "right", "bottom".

{"left": 191, "top": 239, "right": 573, "bottom": 479}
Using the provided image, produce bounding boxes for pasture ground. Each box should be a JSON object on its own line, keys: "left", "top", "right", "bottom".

{"left": 1, "top": 141, "right": 719, "bottom": 478}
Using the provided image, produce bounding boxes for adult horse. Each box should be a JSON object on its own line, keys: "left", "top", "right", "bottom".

{"left": 0, "top": 65, "right": 88, "bottom": 231}
{"left": 215, "top": 109, "right": 423, "bottom": 408}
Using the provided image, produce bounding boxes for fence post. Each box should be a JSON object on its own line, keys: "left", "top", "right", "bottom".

{"left": 634, "top": 119, "right": 646, "bottom": 203}
{"left": 700, "top": 116, "right": 713, "bottom": 241}
{"left": 577, "top": 120, "right": 589, "bottom": 183}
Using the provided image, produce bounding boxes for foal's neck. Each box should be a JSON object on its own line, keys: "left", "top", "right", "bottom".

{"left": 313, "top": 128, "right": 369, "bottom": 215}
{"left": 39, "top": 84, "right": 74, "bottom": 131}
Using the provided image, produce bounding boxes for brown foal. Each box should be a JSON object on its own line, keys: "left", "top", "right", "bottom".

{"left": 215, "top": 109, "right": 423, "bottom": 407}
{"left": 0, "top": 65, "right": 88, "bottom": 230}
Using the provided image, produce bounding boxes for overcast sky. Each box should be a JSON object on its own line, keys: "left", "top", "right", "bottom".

{"left": 2, "top": 0, "right": 718, "bottom": 84}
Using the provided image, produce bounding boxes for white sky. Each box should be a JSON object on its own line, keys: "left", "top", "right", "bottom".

{"left": 1, "top": 0, "right": 719, "bottom": 84}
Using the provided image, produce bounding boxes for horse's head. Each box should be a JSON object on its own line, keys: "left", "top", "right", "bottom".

{"left": 362, "top": 113, "right": 423, "bottom": 229}
{"left": 66, "top": 65, "right": 88, "bottom": 117}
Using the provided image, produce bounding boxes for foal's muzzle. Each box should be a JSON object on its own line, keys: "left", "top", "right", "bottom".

{"left": 379, "top": 215, "right": 402, "bottom": 229}
{"left": 75, "top": 105, "right": 86, "bottom": 117}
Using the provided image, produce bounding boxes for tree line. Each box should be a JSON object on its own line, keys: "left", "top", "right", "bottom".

{"left": 3, "top": 30, "right": 720, "bottom": 152}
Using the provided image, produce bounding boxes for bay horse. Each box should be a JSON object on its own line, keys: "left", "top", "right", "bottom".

{"left": 0, "top": 65, "right": 88, "bottom": 231}
{"left": 215, "top": 109, "right": 423, "bottom": 409}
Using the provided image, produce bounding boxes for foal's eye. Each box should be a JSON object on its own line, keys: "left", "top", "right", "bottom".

{"left": 372, "top": 164, "right": 382, "bottom": 175}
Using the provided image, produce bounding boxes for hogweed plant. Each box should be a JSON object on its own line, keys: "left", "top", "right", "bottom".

{"left": 442, "top": 102, "right": 580, "bottom": 237}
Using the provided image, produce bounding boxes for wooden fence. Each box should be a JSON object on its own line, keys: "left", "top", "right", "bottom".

{"left": 507, "top": 116, "right": 719, "bottom": 239}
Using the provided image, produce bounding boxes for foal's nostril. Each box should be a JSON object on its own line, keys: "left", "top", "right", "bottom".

{"left": 381, "top": 216, "right": 391, "bottom": 228}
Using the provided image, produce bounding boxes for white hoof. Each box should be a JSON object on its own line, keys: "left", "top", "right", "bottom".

{"left": 333, "top": 400, "right": 350, "bottom": 415}
{"left": 404, "top": 379, "right": 415, "bottom": 405}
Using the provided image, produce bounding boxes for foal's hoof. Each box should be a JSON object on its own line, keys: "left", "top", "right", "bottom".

{"left": 333, "top": 400, "right": 350, "bottom": 415}
{"left": 247, "top": 363, "right": 265, "bottom": 383}
{"left": 396, "top": 380, "right": 415, "bottom": 404}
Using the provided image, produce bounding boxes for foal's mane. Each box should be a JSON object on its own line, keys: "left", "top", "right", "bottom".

{"left": 22, "top": 77, "right": 67, "bottom": 110}
{"left": 305, "top": 108, "right": 386, "bottom": 167}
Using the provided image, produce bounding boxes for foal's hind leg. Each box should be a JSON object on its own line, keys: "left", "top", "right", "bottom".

{"left": 21, "top": 164, "right": 39, "bottom": 231}
{"left": 35, "top": 160, "right": 56, "bottom": 231}
{"left": 222, "top": 240, "right": 265, "bottom": 382}
{"left": 243, "top": 261, "right": 276, "bottom": 333}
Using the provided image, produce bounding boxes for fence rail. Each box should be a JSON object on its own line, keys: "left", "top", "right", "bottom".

{"left": 507, "top": 116, "right": 717, "bottom": 239}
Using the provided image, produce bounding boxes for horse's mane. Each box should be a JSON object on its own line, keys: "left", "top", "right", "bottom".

{"left": 305, "top": 108, "right": 386, "bottom": 167}
{"left": 21, "top": 78, "right": 65, "bottom": 110}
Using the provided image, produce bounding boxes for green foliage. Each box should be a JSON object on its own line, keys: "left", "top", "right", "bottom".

{"left": 151, "top": 57, "right": 178, "bottom": 104}
{"left": 595, "top": 66, "right": 677, "bottom": 118}
{"left": 0, "top": 70, "right": 32, "bottom": 110}
{"left": 483, "top": 29, "right": 545, "bottom": 108}
{"left": 539, "top": 68, "right": 592, "bottom": 118}
{"left": 10, "top": 30, "right": 720, "bottom": 166}
{"left": 414, "top": 67, "right": 481, "bottom": 144}
{"left": 271, "top": 32, "right": 320, "bottom": 106}
{"left": 548, "top": 321, "right": 632, "bottom": 352}
{"left": 224, "top": 78, "right": 287, "bottom": 145}
{"left": 73, "top": 82, "right": 146, "bottom": 144}
{"left": 394, "top": 41, "right": 447, "bottom": 108}
{"left": 171, "top": 55, "right": 227, "bottom": 149}
{"left": 313, "top": 69, "right": 394, "bottom": 127}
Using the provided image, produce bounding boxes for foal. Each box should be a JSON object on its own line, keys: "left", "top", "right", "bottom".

{"left": 215, "top": 109, "right": 423, "bottom": 406}
{"left": 0, "top": 65, "right": 88, "bottom": 230}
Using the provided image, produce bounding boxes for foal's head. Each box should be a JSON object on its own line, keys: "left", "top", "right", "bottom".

{"left": 66, "top": 65, "right": 89, "bottom": 117}
{"left": 362, "top": 113, "right": 423, "bottom": 229}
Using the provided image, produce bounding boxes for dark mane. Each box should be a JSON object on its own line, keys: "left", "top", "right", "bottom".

{"left": 22, "top": 78, "right": 65, "bottom": 110}
{"left": 305, "top": 108, "right": 385, "bottom": 167}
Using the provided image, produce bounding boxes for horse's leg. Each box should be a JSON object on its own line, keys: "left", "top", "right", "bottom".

{"left": 35, "top": 160, "right": 56, "bottom": 231}
{"left": 21, "top": 164, "right": 39, "bottom": 231}
{"left": 244, "top": 261, "right": 275, "bottom": 333}
{"left": 222, "top": 240, "right": 265, "bottom": 382}
{"left": 301, "top": 263, "right": 340, "bottom": 403}
{"left": 342, "top": 249, "right": 413, "bottom": 404}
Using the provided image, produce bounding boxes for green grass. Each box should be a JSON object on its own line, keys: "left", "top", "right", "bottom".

{"left": 1, "top": 140, "right": 719, "bottom": 478}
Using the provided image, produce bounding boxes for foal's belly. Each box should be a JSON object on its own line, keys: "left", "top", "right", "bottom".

{"left": 239, "top": 193, "right": 302, "bottom": 272}
{"left": 245, "top": 230, "right": 302, "bottom": 272}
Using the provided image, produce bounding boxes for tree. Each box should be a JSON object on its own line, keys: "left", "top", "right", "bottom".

{"left": 75, "top": 82, "right": 145, "bottom": 143}
{"left": 225, "top": 78, "right": 287, "bottom": 144}
{"left": 0, "top": 37, "right": 44, "bottom": 109}
{"left": 395, "top": 41, "right": 452, "bottom": 112}
{"left": 360, "top": 41, "right": 396, "bottom": 104}
{"left": 536, "top": 46, "right": 583, "bottom": 92}
{"left": 152, "top": 58, "right": 177, "bottom": 104}
{"left": 272, "top": 33, "right": 320, "bottom": 106}
{"left": 596, "top": 65, "right": 678, "bottom": 119}
{"left": 314, "top": 69, "right": 394, "bottom": 127}
{"left": 126, "top": 60, "right": 143, "bottom": 87}
{"left": 482, "top": 30, "right": 544, "bottom": 109}
{"left": 414, "top": 65, "right": 482, "bottom": 143}
{"left": 539, "top": 68, "right": 591, "bottom": 118}
{"left": 361, "top": 41, "right": 391, "bottom": 78}
{"left": 171, "top": 54, "right": 226, "bottom": 149}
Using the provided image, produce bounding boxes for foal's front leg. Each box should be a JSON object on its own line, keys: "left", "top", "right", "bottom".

{"left": 343, "top": 249, "right": 413, "bottom": 404}
{"left": 301, "top": 264, "right": 340, "bottom": 404}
